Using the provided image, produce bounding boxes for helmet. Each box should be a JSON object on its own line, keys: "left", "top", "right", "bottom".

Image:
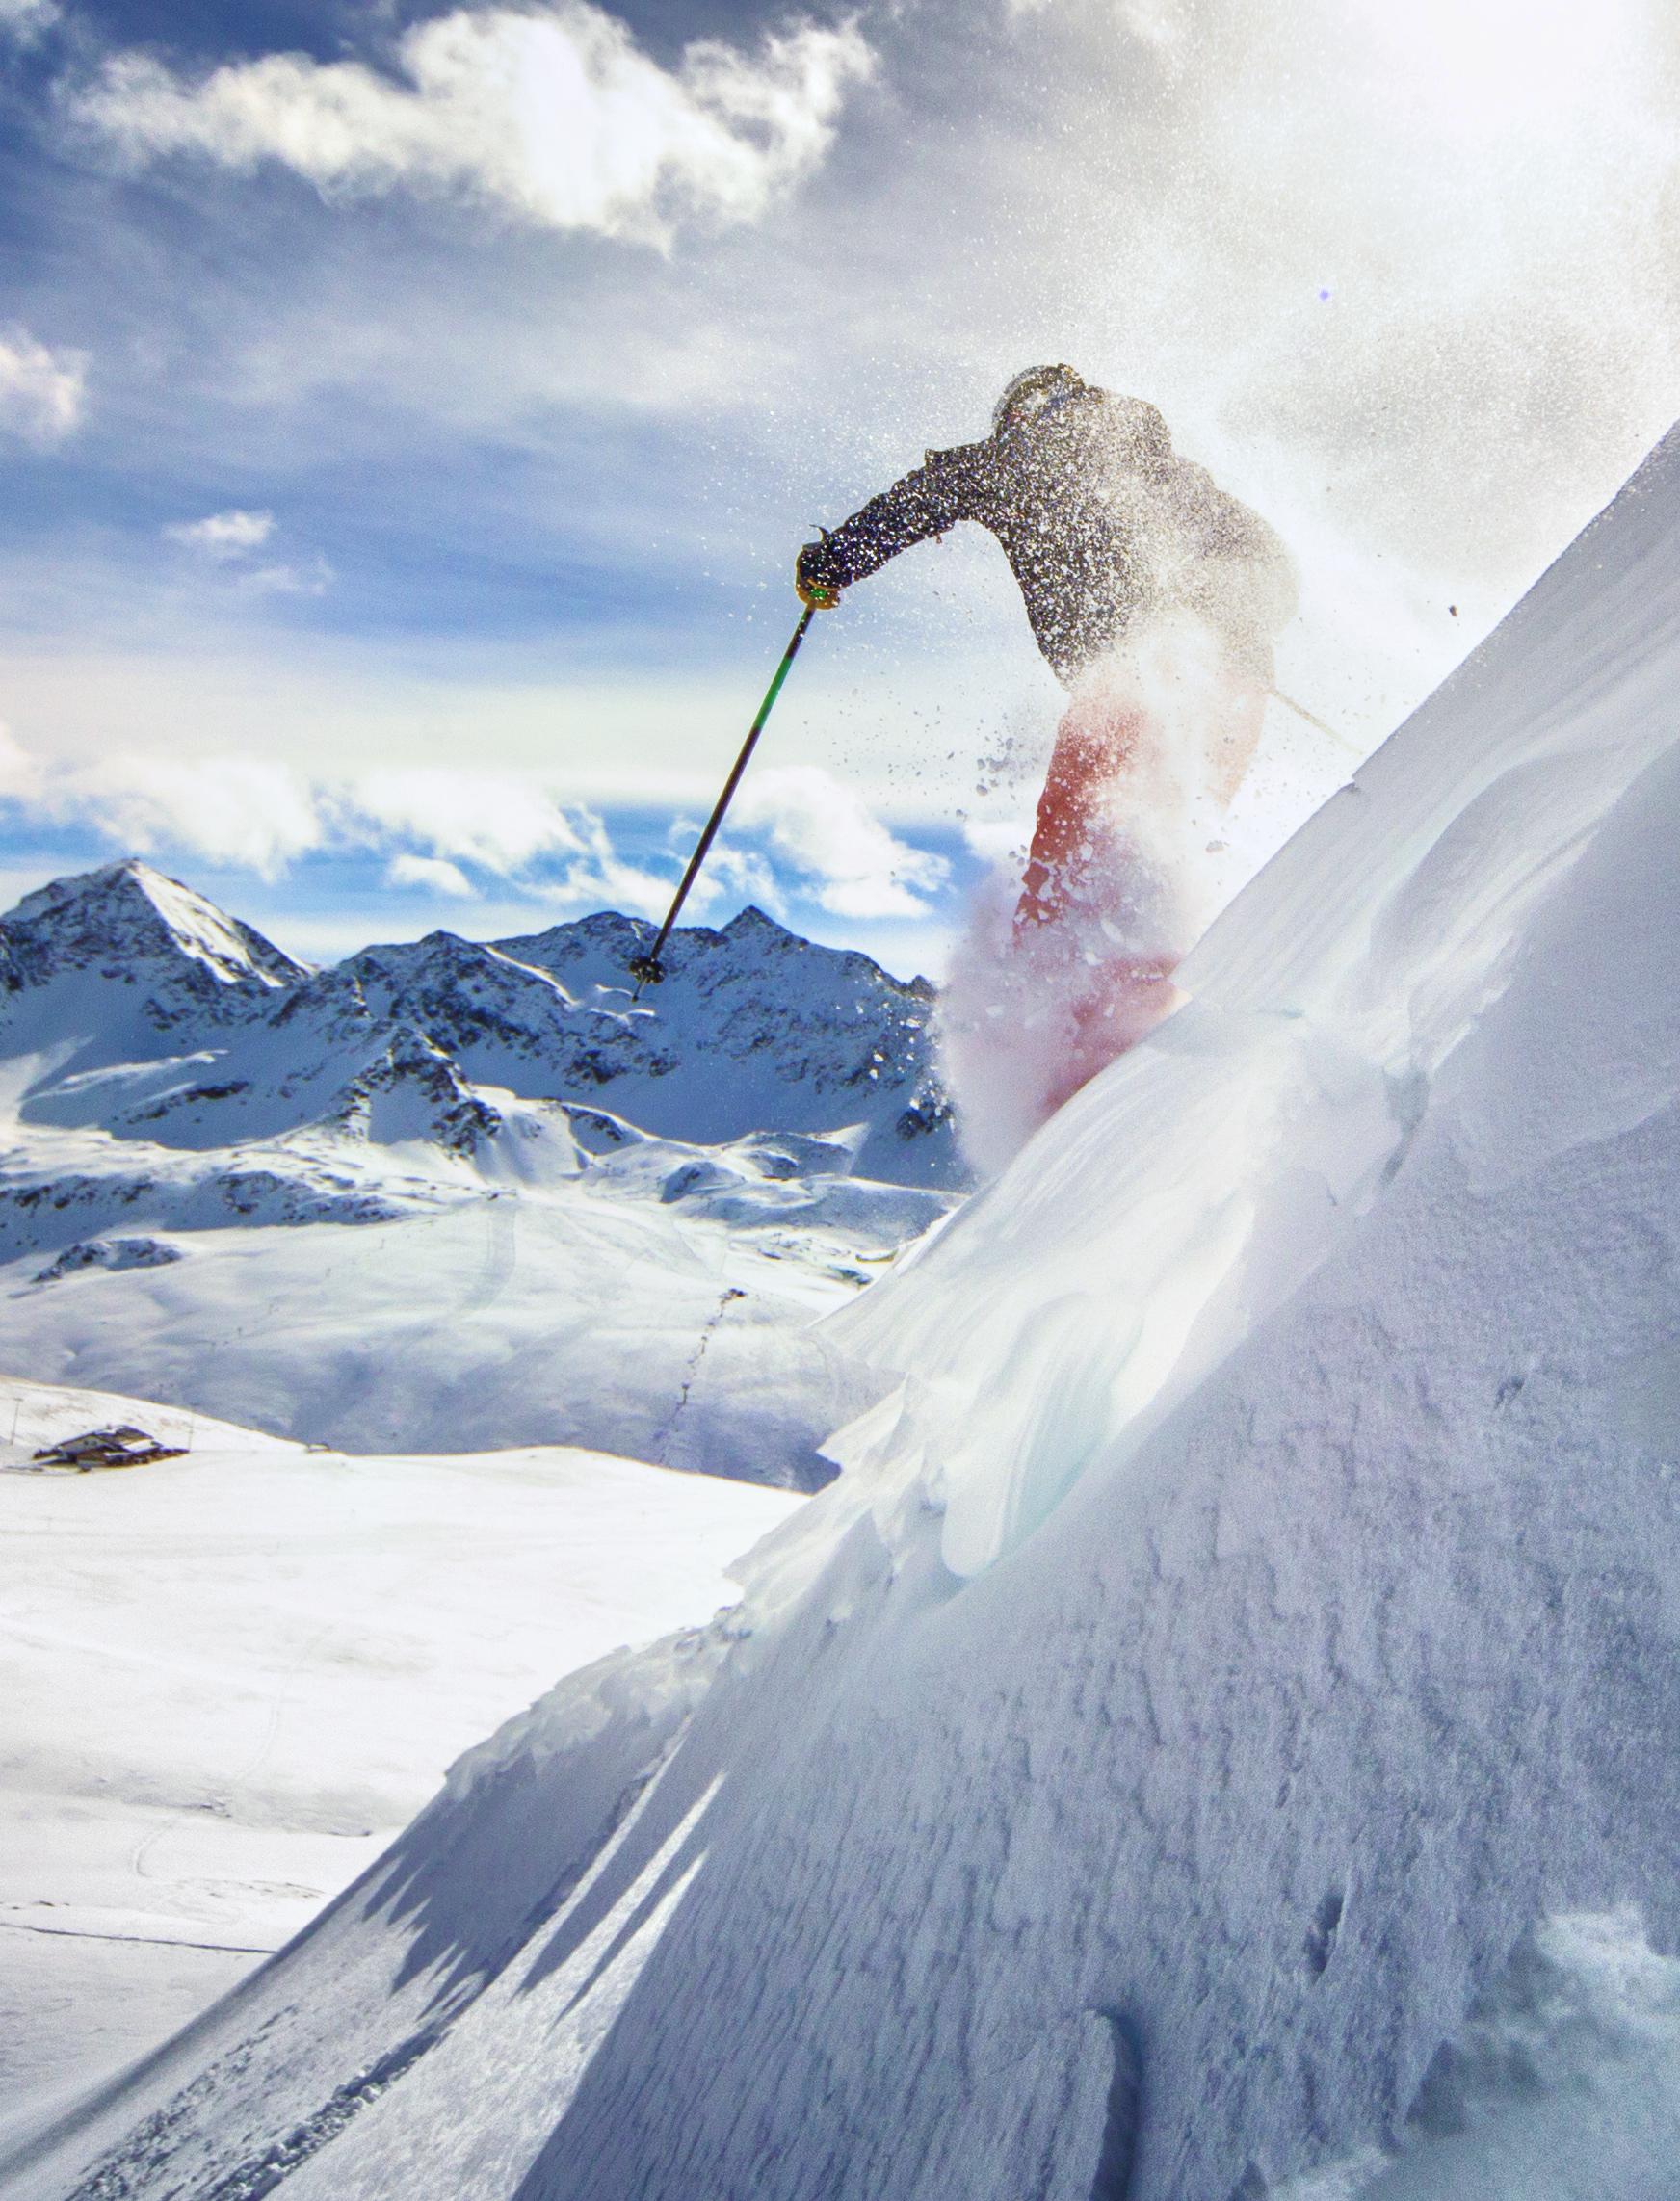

{"left": 992, "top": 363, "right": 1087, "bottom": 437}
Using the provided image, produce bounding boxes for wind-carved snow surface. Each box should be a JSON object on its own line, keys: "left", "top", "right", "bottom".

{"left": 0, "top": 870, "right": 957, "bottom": 1481}
{"left": 10, "top": 425, "right": 1680, "bottom": 2201}
{"left": 1271, "top": 1909, "right": 1680, "bottom": 2199}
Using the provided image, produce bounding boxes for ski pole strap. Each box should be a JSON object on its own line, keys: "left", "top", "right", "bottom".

{"left": 631, "top": 604, "right": 817, "bottom": 993}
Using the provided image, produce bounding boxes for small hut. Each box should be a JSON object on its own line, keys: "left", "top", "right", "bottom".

{"left": 32, "top": 1425, "right": 187, "bottom": 1471}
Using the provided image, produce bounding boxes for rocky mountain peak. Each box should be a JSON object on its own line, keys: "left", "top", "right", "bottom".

{"left": 0, "top": 862, "right": 962, "bottom": 1186}
{"left": 494, "top": 901, "right": 932, "bottom": 1004}
{"left": 2, "top": 859, "right": 307, "bottom": 998}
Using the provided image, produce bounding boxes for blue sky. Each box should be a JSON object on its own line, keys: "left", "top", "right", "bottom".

{"left": 0, "top": 0, "right": 1675, "bottom": 976}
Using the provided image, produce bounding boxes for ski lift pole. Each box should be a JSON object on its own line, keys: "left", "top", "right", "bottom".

{"left": 629, "top": 604, "right": 818, "bottom": 996}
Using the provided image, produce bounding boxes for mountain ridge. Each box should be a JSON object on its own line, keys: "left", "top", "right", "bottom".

{"left": 0, "top": 862, "right": 959, "bottom": 1188}
{"left": 0, "top": 859, "right": 959, "bottom": 1478}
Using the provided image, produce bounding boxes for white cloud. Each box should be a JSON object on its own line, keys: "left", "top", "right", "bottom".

{"left": 0, "top": 735, "right": 589, "bottom": 886}
{"left": 74, "top": 4, "right": 875, "bottom": 248}
{"left": 164, "top": 509, "right": 276, "bottom": 558}
{"left": 0, "top": 0, "right": 58, "bottom": 46}
{"left": 0, "top": 724, "right": 319, "bottom": 878}
{"left": 0, "top": 723, "right": 742, "bottom": 919}
{"left": 68, "top": 755, "right": 323, "bottom": 878}
{"left": 531, "top": 809, "right": 678, "bottom": 920}
{"left": 0, "top": 722, "right": 40, "bottom": 798}
{"left": 86, "top": 756, "right": 324, "bottom": 877}
{"left": 0, "top": 725, "right": 675, "bottom": 901}
{"left": 693, "top": 839, "right": 784, "bottom": 919}
{"left": 960, "top": 813, "right": 1032, "bottom": 866}
{"left": 241, "top": 556, "right": 333, "bottom": 597}
{"left": 0, "top": 721, "right": 955, "bottom": 933}
{"left": 386, "top": 851, "right": 476, "bottom": 897}
{"left": 734, "top": 764, "right": 951, "bottom": 919}
{"left": 0, "top": 329, "right": 86, "bottom": 445}
{"left": 345, "top": 766, "right": 588, "bottom": 873}
{"left": 161, "top": 511, "right": 332, "bottom": 598}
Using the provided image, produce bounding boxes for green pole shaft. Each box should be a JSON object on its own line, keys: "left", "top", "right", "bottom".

{"left": 632, "top": 605, "right": 816, "bottom": 992}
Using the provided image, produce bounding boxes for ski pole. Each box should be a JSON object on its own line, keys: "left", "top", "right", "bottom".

{"left": 1269, "top": 685, "right": 1362, "bottom": 756}
{"left": 629, "top": 604, "right": 818, "bottom": 996}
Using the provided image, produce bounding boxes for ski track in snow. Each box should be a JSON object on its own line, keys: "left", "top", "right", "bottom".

{"left": 0, "top": 1924, "right": 276, "bottom": 1957}
{"left": 654, "top": 1285, "right": 747, "bottom": 1465}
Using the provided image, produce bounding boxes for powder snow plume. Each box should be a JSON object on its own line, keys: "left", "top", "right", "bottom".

{"left": 941, "top": 612, "right": 1274, "bottom": 1175}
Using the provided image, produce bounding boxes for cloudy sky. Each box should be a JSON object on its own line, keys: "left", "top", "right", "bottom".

{"left": 0, "top": 0, "right": 1675, "bottom": 974}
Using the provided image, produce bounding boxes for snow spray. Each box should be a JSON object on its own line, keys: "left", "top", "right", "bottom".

{"left": 940, "top": 612, "right": 1266, "bottom": 1176}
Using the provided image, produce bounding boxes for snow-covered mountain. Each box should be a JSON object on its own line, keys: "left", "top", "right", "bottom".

{"left": 0, "top": 867, "right": 958, "bottom": 1479}
{"left": 0, "top": 860, "right": 305, "bottom": 1007}
{"left": 13, "top": 419, "right": 1680, "bottom": 2201}
{"left": 1, "top": 867, "right": 958, "bottom": 1186}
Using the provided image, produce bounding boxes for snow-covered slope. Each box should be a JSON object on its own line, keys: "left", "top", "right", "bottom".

{"left": 0, "top": 872, "right": 958, "bottom": 1479}
{"left": 0, "top": 1376, "right": 800, "bottom": 2140}
{"left": 0, "top": 1190, "right": 924, "bottom": 1477}
{"left": 12, "top": 429, "right": 1680, "bottom": 2201}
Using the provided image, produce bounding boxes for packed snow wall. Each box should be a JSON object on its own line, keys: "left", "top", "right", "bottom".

{"left": 9, "top": 423, "right": 1680, "bottom": 2201}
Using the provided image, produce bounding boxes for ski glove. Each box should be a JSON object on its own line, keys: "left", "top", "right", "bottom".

{"left": 796, "top": 544, "right": 843, "bottom": 610}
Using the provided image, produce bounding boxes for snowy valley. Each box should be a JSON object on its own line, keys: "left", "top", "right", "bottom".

{"left": 0, "top": 1372, "right": 800, "bottom": 2143}
{"left": 0, "top": 868, "right": 958, "bottom": 1483}
{"left": 6, "top": 415, "right": 1679, "bottom": 2201}
{"left": 0, "top": 878, "right": 955, "bottom": 2129}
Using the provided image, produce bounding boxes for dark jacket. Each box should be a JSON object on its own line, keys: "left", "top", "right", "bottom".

{"left": 799, "top": 388, "right": 1296, "bottom": 688}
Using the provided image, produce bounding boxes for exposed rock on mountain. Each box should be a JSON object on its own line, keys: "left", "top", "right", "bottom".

{"left": 0, "top": 860, "right": 304, "bottom": 1051}
{"left": 0, "top": 866, "right": 958, "bottom": 1190}
{"left": 497, "top": 906, "right": 955, "bottom": 1181}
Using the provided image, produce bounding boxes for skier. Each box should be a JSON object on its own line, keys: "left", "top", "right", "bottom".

{"left": 796, "top": 364, "right": 1297, "bottom": 1118}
